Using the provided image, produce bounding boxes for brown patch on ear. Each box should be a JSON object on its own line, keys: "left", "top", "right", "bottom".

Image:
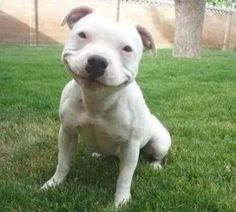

{"left": 136, "top": 25, "right": 156, "bottom": 53}
{"left": 61, "top": 6, "right": 93, "bottom": 29}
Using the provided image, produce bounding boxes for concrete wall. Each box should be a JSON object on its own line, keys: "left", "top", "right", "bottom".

{"left": 0, "top": 0, "right": 235, "bottom": 49}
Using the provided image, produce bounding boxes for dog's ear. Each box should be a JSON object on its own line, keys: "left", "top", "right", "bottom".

{"left": 61, "top": 6, "right": 93, "bottom": 29}
{"left": 136, "top": 25, "right": 156, "bottom": 54}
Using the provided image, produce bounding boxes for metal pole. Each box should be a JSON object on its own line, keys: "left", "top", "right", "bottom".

{"left": 34, "top": 0, "right": 38, "bottom": 45}
{"left": 116, "top": 0, "right": 121, "bottom": 22}
{"left": 222, "top": 11, "right": 231, "bottom": 51}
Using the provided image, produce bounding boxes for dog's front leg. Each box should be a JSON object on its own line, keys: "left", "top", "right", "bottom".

{"left": 41, "top": 125, "right": 78, "bottom": 189}
{"left": 115, "top": 140, "right": 140, "bottom": 207}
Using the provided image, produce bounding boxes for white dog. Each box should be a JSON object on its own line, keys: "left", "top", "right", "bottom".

{"left": 41, "top": 6, "right": 171, "bottom": 207}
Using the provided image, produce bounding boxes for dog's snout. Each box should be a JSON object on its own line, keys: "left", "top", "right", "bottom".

{"left": 88, "top": 55, "right": 108, "bottom": 69}
{"left": 86, "top": 55, "right": 108, "bottom": 79}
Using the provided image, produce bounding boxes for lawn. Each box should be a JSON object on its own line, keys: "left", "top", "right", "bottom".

{"left": 0, "top": 45, "right": 235, "bottom": 212}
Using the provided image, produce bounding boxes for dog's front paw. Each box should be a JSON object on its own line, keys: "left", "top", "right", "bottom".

{"left": 115, "top": 192, "right": 131, "bottom": 208}
{"left": 41, "top": 177, "right": 62, "bottom": 190}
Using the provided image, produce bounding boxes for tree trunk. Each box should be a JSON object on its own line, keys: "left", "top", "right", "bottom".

{"left": 173, "top": 0, "right": 206, "bottom": 58}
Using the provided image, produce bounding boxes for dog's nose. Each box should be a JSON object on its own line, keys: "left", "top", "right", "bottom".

{"left": 86, "top": 55, "right": 108, "bottom": 79}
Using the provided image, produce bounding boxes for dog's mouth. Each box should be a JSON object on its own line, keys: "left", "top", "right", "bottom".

{"left": 78, "top": 75, "right": 105, "bottom": 86}
{"left": 64, "top": 59, "right": 131, "bottom": 88}
{"left": 78, "top": 75, "right": 130, "bottom": 88}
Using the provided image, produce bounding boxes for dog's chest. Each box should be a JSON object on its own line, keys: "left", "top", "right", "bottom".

{"left": 77, "top": 105, "right": 130, "bottom": 154}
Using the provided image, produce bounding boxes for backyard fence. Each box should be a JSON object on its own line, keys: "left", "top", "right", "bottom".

{"left": 0, "top": 0, "right": 235, "bottom": 49}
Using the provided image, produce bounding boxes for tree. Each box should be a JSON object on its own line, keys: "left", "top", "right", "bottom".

{"left": 173, "top": 0, "right": 206, "bottom": 58}
{"left": 207, "top": 0, "right": 228, "bottom": 6}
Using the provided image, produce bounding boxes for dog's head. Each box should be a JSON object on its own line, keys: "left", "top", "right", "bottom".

{"left": 61, "top": 6, "right": 155, "bottom": 90}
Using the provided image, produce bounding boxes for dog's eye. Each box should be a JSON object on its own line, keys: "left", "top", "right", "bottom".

{"left": 77, "top": 32, "right": 87, "bottom": 39}
{"left": 123, "top": 45, "right": 132, "bottom": 52}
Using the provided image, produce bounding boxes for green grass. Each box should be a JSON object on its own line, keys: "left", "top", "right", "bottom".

{"left": 0, "top": 45, "right": 235, "bottom": 212}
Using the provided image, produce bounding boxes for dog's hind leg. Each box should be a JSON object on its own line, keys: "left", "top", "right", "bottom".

{"left": 143, "top": 115, "right": 171, "bottom": 170}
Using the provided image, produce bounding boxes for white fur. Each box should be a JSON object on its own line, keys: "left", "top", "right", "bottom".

{"left": 41, "top": 10, "right": 171, "bottom": 207}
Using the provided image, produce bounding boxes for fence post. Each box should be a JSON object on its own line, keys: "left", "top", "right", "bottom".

{"left": 222, "top": 10, "right": 231, "bottom": 50}
{"left": 34, "top": 0, "right": 38, "bottom": 45}
{"left": 29, "top": 0, "right": 38, "bottom": 45}
{"left": 116, "top": 0, "right": 121, "bottom": 22}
